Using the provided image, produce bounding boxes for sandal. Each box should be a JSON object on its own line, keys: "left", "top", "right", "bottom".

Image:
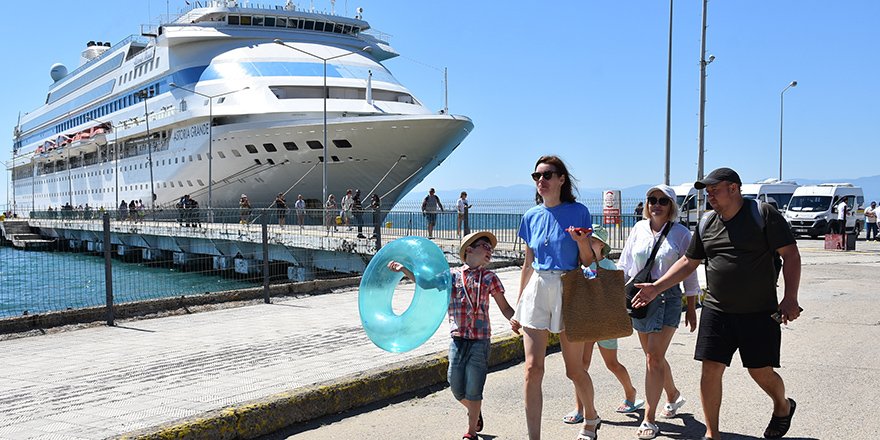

{"left": 660, "top": 394, "right": 686, "bottom": 418}
{"left": 763, "top": 398, "right": 796, "bottom": 439}
{"left": 616, "top": 398, "right": 645, "bottom": 413}
{"left": 637, "top": 421, "right": 660, "bottom": 440}
{"left": 476, "top": 412, "right": 483, "bottom": 432}
{"left": 562, "top": 409, "right": 584, "bottom": 424}
{"left": 576, "top": 416, "right": 601, "bottom": 440}
{"left": 462, "top": 434, "right": 477, "bottom": 440}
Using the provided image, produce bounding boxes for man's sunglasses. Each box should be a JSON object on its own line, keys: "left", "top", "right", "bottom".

{"left": 647, "top": 196, "right": 672, "bottom": 206}
{"left": 531, "top": 171, "right": 559, "bottom": 181}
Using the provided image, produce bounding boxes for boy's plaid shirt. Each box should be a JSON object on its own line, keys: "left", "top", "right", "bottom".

{"left": 448, "top": 265, "right": 505, "bottom": 340}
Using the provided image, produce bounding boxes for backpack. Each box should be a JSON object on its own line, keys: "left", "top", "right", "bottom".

{"left": 698, "top": 199, "right": 783, "bottom": 280}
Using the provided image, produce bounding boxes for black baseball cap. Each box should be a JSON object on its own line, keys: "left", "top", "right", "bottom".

{"left": 694, "top": 167, "right": 742, "bottom": 189}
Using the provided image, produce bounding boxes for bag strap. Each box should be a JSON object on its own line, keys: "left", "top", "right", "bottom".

{"left": 643, "top": 221, "right": 673, "bottom": 273}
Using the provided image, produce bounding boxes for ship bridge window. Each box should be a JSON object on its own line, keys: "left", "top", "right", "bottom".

{"left": 254, "top": 16, "right": 264, "bottom": 26}
{"left": 240, "top": 15, "right": 252, "bottom": 25}
{"left": 265, "top": 17, "right": 275, "bottom": 27}
{"left": 228, "top": 15, "right": 240, "bottom": 25}
{"left": 306, "top": 141, "right": 323, "bottom": 150}
{"left": 304, "top": 20, "right": 315, "bottom": 30}
{"left": 276, "top": 17, "right": 287, "bottom": 27}
{"left": 333, "top": 140, "right": 352, "bottom": 149}
{"left": 245, "top": 144, "right": 258, "bottom": 154}
{"left": 262, "top": 143, "right": 277, "bottom": 152}
{"left": 283, "top": 142, "right": 298, "bottom": 151}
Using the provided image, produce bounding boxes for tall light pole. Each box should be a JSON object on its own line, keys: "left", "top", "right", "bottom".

{"left": 136, "top": 89, "right": 155, "bottom": 210}
{"left": 664, "top": 0, "right": 674, "bottom": 185}
{"left": 695, "top": 0, "right": 713, "bottom": 221}
{"left": 273, "top": 39, "right": 371, "bottom": 224}
{"left": 169, "top": 83, "right": 248, "bottom": 219}
{"left": 779, "top": 80, "right": 797, "bottom": 181}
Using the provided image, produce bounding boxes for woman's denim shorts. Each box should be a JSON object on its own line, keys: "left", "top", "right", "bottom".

{"left": 448, "top": 337, "right": 491, "bottom": 401}
{"left": 632, "top": 285, "right": 683, "bottom": 333}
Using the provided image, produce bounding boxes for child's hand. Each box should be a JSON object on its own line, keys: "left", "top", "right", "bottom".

{"left": 387, "top": 261, "right": 403, "bottom": 272}
{"left": 510, "top": 318, "right": 522, "bottom": 335}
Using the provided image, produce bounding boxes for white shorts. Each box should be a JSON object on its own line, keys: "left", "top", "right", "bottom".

{"left": 513, "top": 270, "right": 565, "bottom": 333}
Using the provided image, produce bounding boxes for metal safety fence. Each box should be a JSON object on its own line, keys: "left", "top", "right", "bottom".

{"left": 1, "top": 205, "right": 646, "bottom": 331}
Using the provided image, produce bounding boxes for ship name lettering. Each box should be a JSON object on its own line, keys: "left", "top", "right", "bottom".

{"left": 173, "top": 123, "right": 210, "bottom": 141}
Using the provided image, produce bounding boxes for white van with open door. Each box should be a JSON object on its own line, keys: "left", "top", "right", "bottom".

{"left": 784, "top": 183, "right": 865, "bottom": 237}
{"left": 740, "top": 179, "right": 800, "bottom": 212}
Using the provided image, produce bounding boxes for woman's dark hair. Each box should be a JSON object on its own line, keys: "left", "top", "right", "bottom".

{"left": 534, "top": 155, "right": 578, "bottom": 204}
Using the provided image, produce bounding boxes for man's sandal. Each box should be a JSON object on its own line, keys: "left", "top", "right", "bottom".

{"left": 763, "top": 398, "right": 796, "bottom": 439}
{"left": 476, "top": 412, "right": 483, "bottom": 432}
{"left": 462, "top": 433, "right": 477, "bottom": 440}
{"left": 637, "top": 421, "right": 660, "bottom": 440}
{"left": 576, "top": 416, "right": 601, "bottom": 440}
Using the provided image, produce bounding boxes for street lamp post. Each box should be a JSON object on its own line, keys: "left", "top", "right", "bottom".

{"left": 695, "top": 0, "right": 713, "bottom": 221}
{"left": 273, "top": 39, "right": 371, "bottom": 227}
{"left": 169, "top": 83, "right": 248, "bottom": 220}
{"left": 86, "top": 116, "right": 120, "bottom": 211}
{"left": 664, "top": 0, "right": 674, "bottom": 186}
{"left": 136, "top": 89, "right": 156, "bottom": 210}
{"left": 779, "top": 80, "right": 797, "bottom": 181}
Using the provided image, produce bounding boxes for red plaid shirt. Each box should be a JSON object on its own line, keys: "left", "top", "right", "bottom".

{"left": 448, "top": 265, "right": 505, "bottom": 340}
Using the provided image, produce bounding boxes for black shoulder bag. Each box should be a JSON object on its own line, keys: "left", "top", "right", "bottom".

{"left": 624, "top": 221, "right": 672, "bottom": 319}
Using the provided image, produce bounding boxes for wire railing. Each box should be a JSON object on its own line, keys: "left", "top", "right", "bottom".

{"left": 1, "top": 205, "right": 651, "bottom": 330}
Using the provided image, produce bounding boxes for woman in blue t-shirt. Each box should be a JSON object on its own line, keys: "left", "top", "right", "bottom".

{"left": 511, "top": 155, "right": 599, "bottom": 440}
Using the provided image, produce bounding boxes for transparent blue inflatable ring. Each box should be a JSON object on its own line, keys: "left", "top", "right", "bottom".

{"left": 359, "top": 236, "right": 451, "bottom": 353}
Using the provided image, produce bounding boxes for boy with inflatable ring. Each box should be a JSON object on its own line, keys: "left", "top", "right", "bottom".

{"left": 388, "top": 231, "right": 516, "bottom": 440}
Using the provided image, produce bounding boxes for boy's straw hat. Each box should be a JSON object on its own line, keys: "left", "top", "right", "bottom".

{"left": 459, "top": 231, "right": 497, "bottom": 262}
{"left": 590, "top": 224, "right": 611, "bottom": 257}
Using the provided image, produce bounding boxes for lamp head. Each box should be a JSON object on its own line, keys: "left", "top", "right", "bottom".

{"left": 790, "top": 80, "right": 798, "bottom": 87}
{"left": 707, "top": 54, "right": 716, "bottom": 64}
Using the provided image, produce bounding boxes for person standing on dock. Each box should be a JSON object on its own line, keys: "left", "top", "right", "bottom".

{"left": 341, "top": 189, "right": 354, "bottom": 230}
{"left": 422, "top": 188, "right": 444, "bottom": 239}
{"left": 274, "top": 193, "right": 288, "bottom": 226}
{"left": 353, "top": 189, "right": 365, "bottom": 239}
{"left": 239, "top": 194, "right": 252, "bottom": 225}
{"left": 456, "top": 191, "right": 472, "bottom": 237}
{"left": 295, "top": 194, "right": 306, "bottom": 229}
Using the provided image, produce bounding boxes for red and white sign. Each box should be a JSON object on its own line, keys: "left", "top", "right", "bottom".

{"left": 603, "top": 190, "right": 621, "bottom": 225}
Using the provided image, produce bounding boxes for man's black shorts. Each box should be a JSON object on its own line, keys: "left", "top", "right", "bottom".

{"left": 694, "top": 307, "right": 781, "bottom": 368}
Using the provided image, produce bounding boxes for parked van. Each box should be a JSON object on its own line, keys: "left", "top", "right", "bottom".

{"left": 785, "top": 183, "right": 865, "bottom": 237}
{"left": 671, "top": 183, "right": 710, "bottom": 227}
{"left": 740, "top": 179, "right": 800, "bottom": 212}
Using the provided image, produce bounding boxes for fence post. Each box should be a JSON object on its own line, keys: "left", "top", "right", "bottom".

{"left": 262, "top": 212, "right": 270, "bottom": 303}
{"left": 103, "top": 213, "right": 115, "bottom": 326}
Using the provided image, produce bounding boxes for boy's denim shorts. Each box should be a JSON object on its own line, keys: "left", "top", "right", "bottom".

{"left": 448, "top": 337, "right": 491, "bottom": 401}
{"left": 632, "top": 285, "right": 683, "bottom": 333}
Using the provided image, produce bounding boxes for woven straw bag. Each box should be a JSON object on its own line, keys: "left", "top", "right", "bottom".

{"left": 561, "top": 265, "right": 633, "bottom": 342}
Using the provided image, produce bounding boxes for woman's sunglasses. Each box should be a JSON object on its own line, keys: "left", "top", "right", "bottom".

{"left": 530, "top": 171, "right": 559, "bottom": 181}
{"left": 647, "top": 196, "right": 672, "bottom": 206}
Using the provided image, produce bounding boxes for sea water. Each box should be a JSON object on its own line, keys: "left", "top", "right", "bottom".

{"left": 0, "top": 246, "right": 257, "bottom": 319}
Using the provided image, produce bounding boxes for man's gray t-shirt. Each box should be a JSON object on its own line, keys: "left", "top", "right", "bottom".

{"left": 686, "top": 200, "right": 795, "bottom": 314}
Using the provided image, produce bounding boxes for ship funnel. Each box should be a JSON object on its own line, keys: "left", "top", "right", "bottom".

{"left": 80, "top": 41, "right": 111, "bottom": 66}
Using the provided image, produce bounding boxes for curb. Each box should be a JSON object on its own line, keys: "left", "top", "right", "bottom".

{"left": 114, "top": 333, "right": 560, "bottom": 440}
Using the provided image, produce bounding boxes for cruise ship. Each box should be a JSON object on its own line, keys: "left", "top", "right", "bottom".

{"left": 9, "top": 0, "right": 473, "bottom": 215}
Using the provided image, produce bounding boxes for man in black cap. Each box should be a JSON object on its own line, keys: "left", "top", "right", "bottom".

{"left": 631, "top": 167, "right": 802, "bottom": 440}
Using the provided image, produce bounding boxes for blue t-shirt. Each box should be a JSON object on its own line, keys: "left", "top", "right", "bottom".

{"left": 518, "top": 202, "right": 592, "bottom": 271}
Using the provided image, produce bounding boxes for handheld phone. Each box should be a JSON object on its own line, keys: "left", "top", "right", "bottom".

{"left": 567, "top": 227, "right": 592, "bottom": 235}
{"left": 771, "top": 307, "right": 804, "bottom": 323}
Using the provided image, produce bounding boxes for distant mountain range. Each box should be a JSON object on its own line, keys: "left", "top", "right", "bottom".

{"left": 401, "top": 175, "right": 880, "bottom": 206}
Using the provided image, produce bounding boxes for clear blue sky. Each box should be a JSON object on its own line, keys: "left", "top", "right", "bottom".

{"left": 3, "top": 0, "right": 878, "bottom": 208}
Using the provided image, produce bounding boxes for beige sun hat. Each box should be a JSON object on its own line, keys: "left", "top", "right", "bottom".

{"left": 459, "top": 231, "right": 498, "bottom": 262}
